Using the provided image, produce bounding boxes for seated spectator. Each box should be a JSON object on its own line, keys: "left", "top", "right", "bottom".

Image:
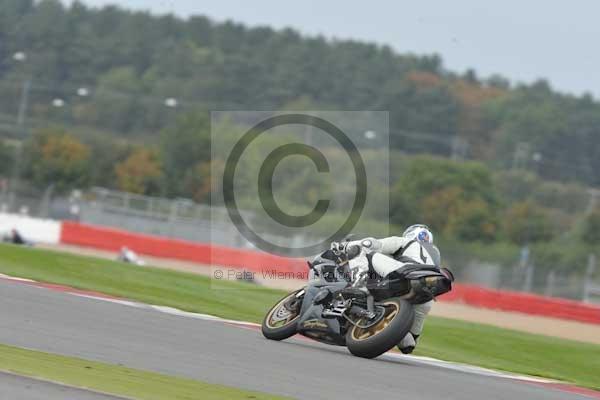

{"left": 10, "top": 229, "right": 26, "bottom": 245}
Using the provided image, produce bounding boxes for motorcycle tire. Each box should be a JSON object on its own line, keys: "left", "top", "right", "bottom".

{"left": 346, "top": 298, "right": 414, "bottom": 359}
{"left": 262, "top": 289, "right": 303, "bottom": 341}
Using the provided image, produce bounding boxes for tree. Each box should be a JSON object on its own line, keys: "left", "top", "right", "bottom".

{"left": 581, "top": 209, "right": 600, "bottom": 245}
{"left": 0, "top": 140, "right": 14, "bottom": 176}
{"left": 183, "top": 160, "right": 213, "bottom": 203}
{"left": 421, "top": 187, "right": 464, "bottom": 232}
{"left": 420, "top": 187, "right": 499, "bottom": 241}
{"left": 391, "top": 156, "right": 500, "bottom": 241}
{"left": 160, "top": 112, "right": 210, "bottom": 196}
{"left": 86, "top": 135, "right": 131, "bottom": 189}
{"left": 23, "top": 129, "right": 91, "bottom": 191}
{"left": 446, "top": 198, "right": 499, "bottom": 242}
{"left": 114, "top": 148, "right": 162, "bottom": 195}
{"left": 449, "top": 79, "right": 506, "bottom": 160}
{"left": 397, "top": 156, "right": 500, "bottom": 207}
{"left": 504, "top": 202, "right": 556, "bottom": 244}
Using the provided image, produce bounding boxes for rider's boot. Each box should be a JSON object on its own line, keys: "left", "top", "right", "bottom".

{"left": 397, "top": 300, "right": 433, "bottom": 354}
{"left": 398, "top": 332, "right": 418, "bottom": 354}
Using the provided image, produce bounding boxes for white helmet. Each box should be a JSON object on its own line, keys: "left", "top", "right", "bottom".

{"left": 403, "top": 224, "right": 433, "bottom": 244}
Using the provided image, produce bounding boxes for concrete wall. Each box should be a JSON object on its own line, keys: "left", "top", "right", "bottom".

{"left": 0, "top": 213, "right": 60, "bottom": 244}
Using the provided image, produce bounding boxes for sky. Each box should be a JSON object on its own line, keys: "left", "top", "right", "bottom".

{"left": 63, "top": 0, "right": 600, "bottom": 97}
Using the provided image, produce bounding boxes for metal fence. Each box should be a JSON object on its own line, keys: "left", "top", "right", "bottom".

{"left": 453, "top": 260, "right": 597, "bottom": 301}
{"left": 79, "top": 187, "right": 321, "bottom": 250}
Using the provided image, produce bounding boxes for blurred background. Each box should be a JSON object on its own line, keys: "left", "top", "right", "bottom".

{"left": 1, "top": 0, "right": 600, "bottom": 301}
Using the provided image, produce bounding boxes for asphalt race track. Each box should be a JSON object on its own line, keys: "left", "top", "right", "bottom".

{"left": 0, "top": 371, "right": 124, "bottom": 400}
{"left": 0, "top": 279, "right": 590, "bottom": 400}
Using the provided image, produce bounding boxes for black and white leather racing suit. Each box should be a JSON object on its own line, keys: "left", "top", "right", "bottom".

{"left": 343, "top": 236, "right": 436, "bottom": 352}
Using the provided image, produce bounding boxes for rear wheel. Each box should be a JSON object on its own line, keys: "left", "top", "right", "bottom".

{"left": 261, "top": 289, "right": 303, "bottom": 341}
{"left": 346, "top": 298, "right": 414, "bottom": 359}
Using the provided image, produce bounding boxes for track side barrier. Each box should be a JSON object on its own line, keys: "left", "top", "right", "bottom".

{"left": 444, "top": 283, "right": 600, "bottom": 325}
{"left": 0, "top": 213, "right": 60, "bottom": 244}
{"left": 59, "top": 221, "right": 306, "bottom": 275}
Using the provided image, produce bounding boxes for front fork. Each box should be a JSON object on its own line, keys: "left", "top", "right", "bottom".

{"left": 286, "top": 289, "right": 305, "bottom": 311}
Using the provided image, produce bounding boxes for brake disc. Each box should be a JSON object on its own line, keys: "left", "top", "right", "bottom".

{"left": 271, "top": 304, "right": 292, "bottom": 323}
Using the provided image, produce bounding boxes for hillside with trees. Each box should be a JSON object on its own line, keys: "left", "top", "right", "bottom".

{"left": 2, "top": 0, "right": 600, "bottom": 182}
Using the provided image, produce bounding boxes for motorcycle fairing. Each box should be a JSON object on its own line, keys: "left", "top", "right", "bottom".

{"left": 296, "top": 283, "right": 347, "bottom": 346}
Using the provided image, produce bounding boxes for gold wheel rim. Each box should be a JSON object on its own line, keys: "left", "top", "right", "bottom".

{"left": 350, "top": 301, "right": 400, "bottom": 341}
{"left": 266, "top": 293, "right": 300, "bottom": 329}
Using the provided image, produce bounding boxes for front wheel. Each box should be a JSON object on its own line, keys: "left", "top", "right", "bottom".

{"left": 262, "top": 289, "right": 303, "bottom": 341}
{"left": 346, "top": 298, "right": 414, "bottom": 359}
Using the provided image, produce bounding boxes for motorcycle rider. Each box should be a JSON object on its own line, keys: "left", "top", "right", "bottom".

{"left": 331, "top": 224, "right": 437, "bottom": 354}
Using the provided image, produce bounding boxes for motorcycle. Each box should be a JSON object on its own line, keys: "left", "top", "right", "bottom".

{"left": 261, "top": 242, "right": 454, "bottom": 359}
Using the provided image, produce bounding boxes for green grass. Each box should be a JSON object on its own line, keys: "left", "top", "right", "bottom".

{"left": 0, "top": 243, "right": 599, "bottom": 390}
{"left": 417, "top": 317, "right": 600, "bottom": 389}
{"left": 0, "top": 343, "right": 287, "bottom": 400}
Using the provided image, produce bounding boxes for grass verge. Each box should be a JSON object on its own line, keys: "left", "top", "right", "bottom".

{"left": 0, "top": 243, "right": 283, "bottom": 322}
{"left": 418, "top": 317, "right": 600, "bottom": 389}
{"left": 0, "top": 343, "right": 287, "bottom": 400}
{"left": 1, "top": 244, "right": 599, "bottom": 390}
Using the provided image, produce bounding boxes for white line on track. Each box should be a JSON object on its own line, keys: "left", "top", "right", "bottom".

{"left": 0, "top": 273, "right": 35, "bottom": 282}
